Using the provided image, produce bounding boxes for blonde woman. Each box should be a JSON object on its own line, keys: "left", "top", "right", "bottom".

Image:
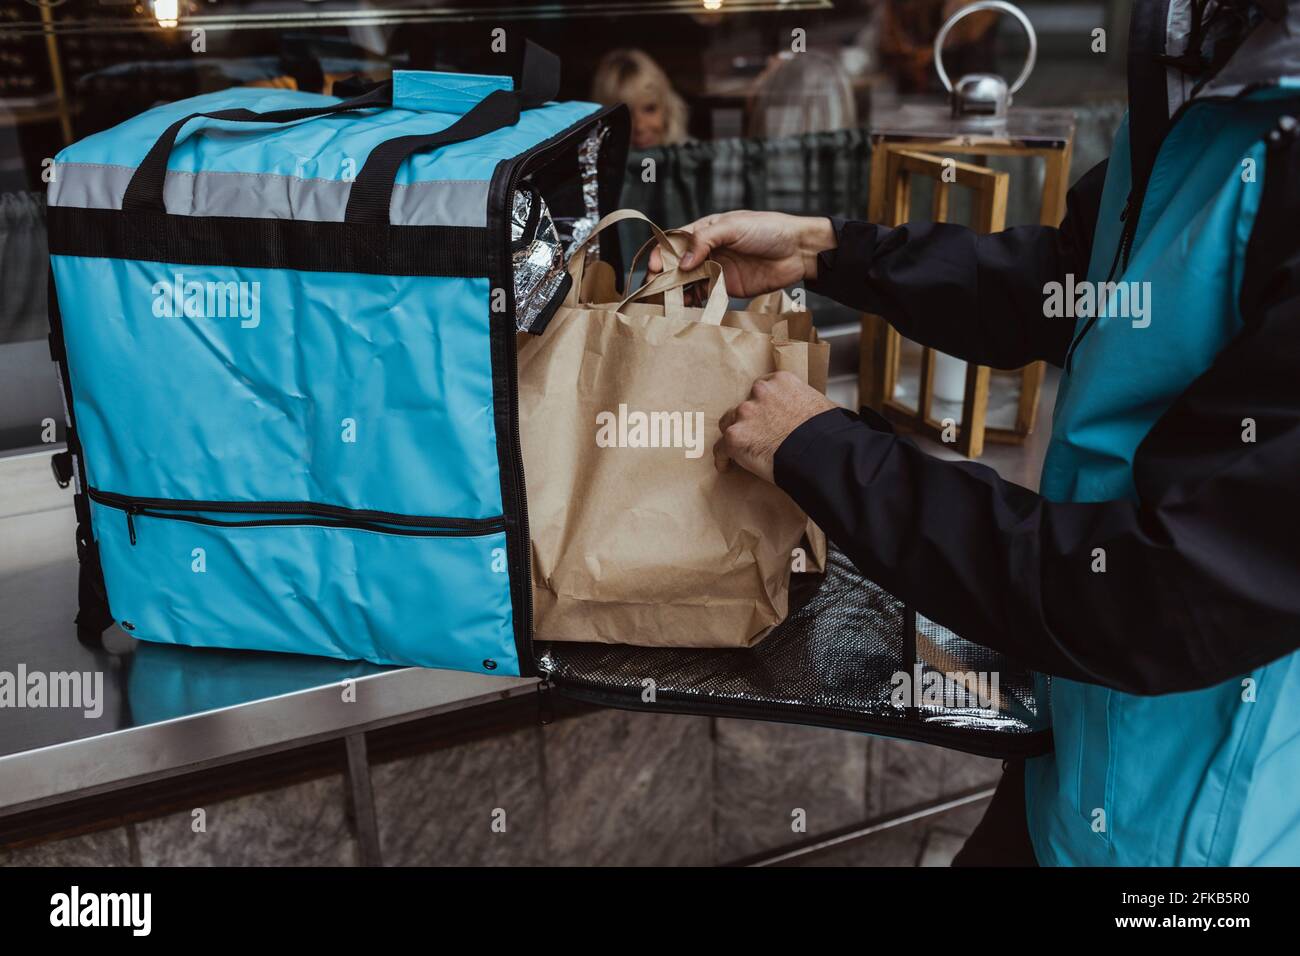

{"left": 591, "top": 49, "right": 688, "bottom": 149}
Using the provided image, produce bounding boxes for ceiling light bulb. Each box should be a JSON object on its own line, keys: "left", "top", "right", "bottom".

{"left": 153, "top": 0, "right": 179, "bottom": 28}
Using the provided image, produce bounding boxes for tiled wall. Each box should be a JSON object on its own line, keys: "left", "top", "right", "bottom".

{"left": 0, "top": 710, "right": 1002, "bottom": 867}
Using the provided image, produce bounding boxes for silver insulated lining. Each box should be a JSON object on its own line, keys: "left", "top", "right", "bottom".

{"left": 538, "top": 545, "right": 1051, "bottom": 756}
{"left": 510, "top": 188, "right": 566, "bottom": 333}
{"left": 511, "top": 121, "right": 610, "bottom": 332}
{"left": 566, "top": 123, "right": 608, "bottom": 256}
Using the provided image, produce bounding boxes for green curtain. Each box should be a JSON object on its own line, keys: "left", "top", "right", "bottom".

{"left": 621, "top": 127, "right": 873, "bottom": 233}
{"left": 618, "top": 128, "right": 873, "bottom": 231}
{"left": 611, "top": 104, "right": 1124, "bottom": 327}
{"left": 618, "top": 101, "right": 1124, "bottom": 237}
{"left": 615, "top": 128, "right": 872, "bottom": 328}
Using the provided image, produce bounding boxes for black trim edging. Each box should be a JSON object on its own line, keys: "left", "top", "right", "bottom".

{"left": 47, "top": 206, "right": 490, "bottom": 277}
{"left": 484, "top": 104, "right": 628, "bottom": 678}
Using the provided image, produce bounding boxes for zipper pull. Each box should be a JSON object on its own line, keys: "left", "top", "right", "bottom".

{"left": 126, "top": 506, "right": 138, "bottom": 546}
{"left": 536, "top": 674, "right": 555, "bottom": 725}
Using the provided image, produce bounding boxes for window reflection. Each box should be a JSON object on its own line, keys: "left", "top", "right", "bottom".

{"left": 0, "top": 0, "right": 1126, "bottom": 453}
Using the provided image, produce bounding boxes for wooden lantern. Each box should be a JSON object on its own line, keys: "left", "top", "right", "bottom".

{"left": 858, "top": 108, "right": 1076, "bottom": 458}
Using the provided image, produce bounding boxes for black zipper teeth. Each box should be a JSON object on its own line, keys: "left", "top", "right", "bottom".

{"left": 545, "top": 675, "right": 1052, "bottom": 760}
{"left": 492, "top": 104, "right": 626, "bottom": 675}
{"left": 132, "top": 510, "right": 500, "bottom": 538}
{"left": 1064, "top": 198, "right": 1130, "bottom": 372}
{"left": 87, "top": 488, "right": 504, "bottom": 534}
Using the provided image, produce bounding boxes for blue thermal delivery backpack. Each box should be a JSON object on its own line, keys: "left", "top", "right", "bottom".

{"left": 47, "top": 43, "right": 629, "bottom": 678}
{"left": 47, "top": 44, "right": 1053, "bottom": 762}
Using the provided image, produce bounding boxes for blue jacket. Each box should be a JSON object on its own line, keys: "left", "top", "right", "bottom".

{"left": 782, "top": 0, "right": 1300, "bottom": 864}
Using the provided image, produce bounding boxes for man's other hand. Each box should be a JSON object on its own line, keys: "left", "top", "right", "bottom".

{"left": 716, "top": 371, "right": 837, "bottom": 483}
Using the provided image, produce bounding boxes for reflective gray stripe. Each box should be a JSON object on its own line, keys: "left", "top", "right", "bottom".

{"left": 49, "top": 162, "right": 489, "bottom": 227}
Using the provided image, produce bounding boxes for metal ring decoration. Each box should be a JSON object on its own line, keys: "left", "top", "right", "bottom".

{"left": 934, "top": 0, "right": 1038, "bottom": 95}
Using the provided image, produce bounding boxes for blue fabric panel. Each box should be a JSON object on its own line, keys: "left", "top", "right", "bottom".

{"left": 52, "top": 256, "right": 502, "bottom": 520}
{"left": 392, "top": 70, "right": 513, "bottom": 113}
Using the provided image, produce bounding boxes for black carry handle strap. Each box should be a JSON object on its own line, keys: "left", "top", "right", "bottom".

{"left": 122, "top": 81, "right": 394, "bottom": 213}
{"left": 343, "top": 89, "right": 521, "bottom": 224}
{"left": 123, "top": 40, "right": 560, "bottom": 224}
{"left": 344, "top": 40, "right": 560, "bottom": 225}
{"left": 517, "top": 39, "right": 561, "bottom": 108}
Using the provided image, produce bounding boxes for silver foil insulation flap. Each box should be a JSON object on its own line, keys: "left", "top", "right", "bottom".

{"left": 511, "top": 188, "right": 567, "bottom": 334}
{"left": 568, "top": 123, "right": 609, "bottom": 256}
{"left": 513, "top": 119, "right": 610, "bottom": 333}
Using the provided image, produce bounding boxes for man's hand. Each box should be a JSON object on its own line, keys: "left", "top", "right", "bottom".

{"left": 648, "top": 211, "right": 836, "bottom": 299}
{"left": 715, "top": 371, "right": 837, "bottom": 483}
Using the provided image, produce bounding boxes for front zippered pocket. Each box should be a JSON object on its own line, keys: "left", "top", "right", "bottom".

{"left": 87, "top": 489, "right": 520, "bottom": 673}
{"left": 88, "top": 488, "right": 505, "bottom": 545}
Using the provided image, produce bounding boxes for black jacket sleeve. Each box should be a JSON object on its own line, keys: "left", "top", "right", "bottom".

{"left": 776, "top": 137, "right": 1300, "bottom": 696}
{"left": 807, "top": 159, "right": 1109, "bottom": 369}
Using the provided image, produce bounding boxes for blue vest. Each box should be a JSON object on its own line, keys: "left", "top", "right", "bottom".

{"left": 1028, "top": 88, "right": 1300, "bottom": 865}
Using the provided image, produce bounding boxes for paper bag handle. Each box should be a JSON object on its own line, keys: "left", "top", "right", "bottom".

{"left": 622, "top": 230, "right": 697, "bottom": 312}
{"left": 626, "top": 231, "right": 724, "bottom": 317}
{"left": 564, "top": 209, "right": 683, "bottom": 308}
{"left": 625, "top": 228, "right": 692, "bottom": 288}
{"left": 618, "top": 259, "right": 729, "bottom": 326}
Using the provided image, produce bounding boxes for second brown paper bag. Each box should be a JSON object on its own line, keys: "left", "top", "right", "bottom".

{"left": 580, "top": 255, "right": 830, "bottom": 575}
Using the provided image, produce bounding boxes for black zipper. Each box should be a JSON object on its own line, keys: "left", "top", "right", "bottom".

{"left": 1064, "top": 196, "right": 1131, "bottom": 372}
{"left": 88, "top": 488, "right": 504, "bottom": 544}
{"left": 486, "top": 103, "right": 628, "bottom": 676}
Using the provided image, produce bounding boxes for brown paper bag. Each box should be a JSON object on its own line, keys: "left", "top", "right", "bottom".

{"left": 726, "top": 291, "right": 829, "bottom": 574}
{"left": 519, "top": 210, "right": 821, "bottom": 647}
{"left": 586, "top": 261, "right": 831, "bottom": 575}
